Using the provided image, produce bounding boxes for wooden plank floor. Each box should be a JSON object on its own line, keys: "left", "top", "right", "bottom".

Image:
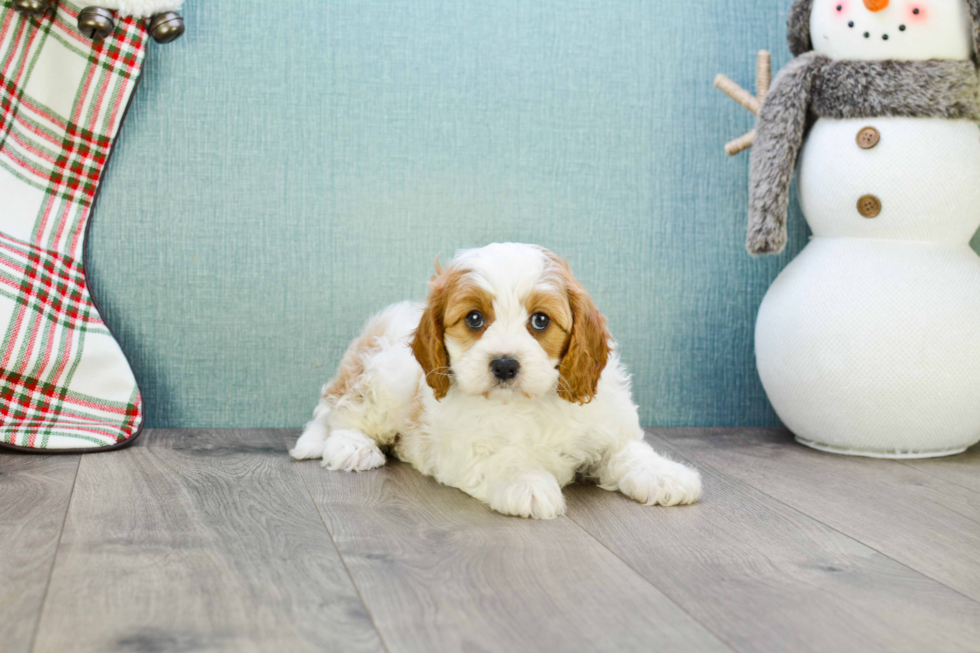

{"left": 2, "top": 428, "right": 978, "bottom": 653}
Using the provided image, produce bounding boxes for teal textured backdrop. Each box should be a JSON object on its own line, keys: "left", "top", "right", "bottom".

{"left": 87, "top": 0, "right": 980, "bottom": 428}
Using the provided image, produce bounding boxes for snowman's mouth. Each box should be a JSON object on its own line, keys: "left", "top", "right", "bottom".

{"left": 846, "top": 20, "right": 908, "bottom": 42}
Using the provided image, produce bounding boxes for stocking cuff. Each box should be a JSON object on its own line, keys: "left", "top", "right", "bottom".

{"left": 79, "top": 0, "right": 184, "bottom": 19}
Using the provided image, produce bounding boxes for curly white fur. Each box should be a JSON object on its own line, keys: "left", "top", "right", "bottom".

{"left": 291, "top": 244, "right": 701, "bottom": 519}
{"left": 79, "top": 0, "right": 183, "bottom": 19}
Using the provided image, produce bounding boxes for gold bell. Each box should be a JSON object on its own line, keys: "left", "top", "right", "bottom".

{"left": 77, "top": 6, "right": 115, "bottom": 41}
{"left": 147, "top": 12, "right": 185, "bottom": 43}
{"left": 12, "top": 0, "right": 56, "bottom": 17}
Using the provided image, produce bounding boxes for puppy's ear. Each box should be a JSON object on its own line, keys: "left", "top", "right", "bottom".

{"left": 412, "top": 266, "right": 452, "bottom": 400}
{"left": 557, "top": 265, "right": 611, "bottom": 405}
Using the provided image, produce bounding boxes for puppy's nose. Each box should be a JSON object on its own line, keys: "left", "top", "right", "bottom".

{"left": 490, "top": 357, "right": 520, "bottom": 381}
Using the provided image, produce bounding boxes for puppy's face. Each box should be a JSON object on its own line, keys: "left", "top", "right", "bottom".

{"left": 412, "top": 244, "right": 611, "bottom": 403}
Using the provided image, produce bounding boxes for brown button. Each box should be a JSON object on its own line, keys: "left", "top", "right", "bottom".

{"left": 857, "top": 126, "right": 880, "bottom": 149}
{"left": 857, "top": 194, "right": 882, "bottom": 218}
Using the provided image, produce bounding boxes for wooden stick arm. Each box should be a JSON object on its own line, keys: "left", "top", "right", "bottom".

{"left": 715, "top": 50, "right": 771, "bottom": 155}
{"left": 756, "top": 50, "right": 771, "bottom": 101}
{"left": 713, "top": 75, "right": 760, "bottom": 115}
{"left": 725, "top": 131, "right": 756, "bottom": 157}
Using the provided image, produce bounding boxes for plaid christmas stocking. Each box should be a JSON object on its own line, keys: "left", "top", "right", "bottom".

{"left": 0, "top": 0, "right": 175, "bottom": 451}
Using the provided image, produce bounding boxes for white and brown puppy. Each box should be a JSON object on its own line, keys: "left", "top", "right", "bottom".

{"left": 291, "top": 243, "right": 701, "bottom": 519}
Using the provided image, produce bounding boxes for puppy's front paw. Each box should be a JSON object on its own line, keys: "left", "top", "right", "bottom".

{"left": 322, "top": 430, "right": 386, "bottom": 472}
{"left": 619, "top": 458, "right": 702, "bottom": 507}
{"left": 489, "top": 470, "right": 566, "bottom": 520}
{"left": 290, "top": 421, "right": 330, "bottom": 460}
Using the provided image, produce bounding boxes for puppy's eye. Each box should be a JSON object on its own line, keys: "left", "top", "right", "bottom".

{"left": 530, "top": 313, "right": 550, "bottom": 331}
{"left": 465, "top": 311, "right": 484, "bottom": 329}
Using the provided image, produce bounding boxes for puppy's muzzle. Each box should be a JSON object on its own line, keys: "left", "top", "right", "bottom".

{"left": 490, "top": 357, "right": 520, "bottom": 381}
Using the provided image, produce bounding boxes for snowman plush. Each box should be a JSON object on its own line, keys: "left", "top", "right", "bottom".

{"left": 735, "top": 0, "right": 980, "bottom": 457}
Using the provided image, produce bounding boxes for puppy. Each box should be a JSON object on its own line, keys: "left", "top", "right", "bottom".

{"left": 291, "top": 243, "right": 701, "bottom": 519}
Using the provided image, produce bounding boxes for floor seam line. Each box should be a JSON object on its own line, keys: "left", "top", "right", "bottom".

{"left": 280, "top": 432, "right": 394, "bottom": 653}
{"left": 560, "top": 511, "right": 739, "bottom": 653}
{"left": 26, "top": 454, "right": 82, "bottom": 653}
{"left": 895, "top": 459, "right": 980, "bottom": 497}
{"left": 657, "top": 436, "right": 980, "bottom": 609}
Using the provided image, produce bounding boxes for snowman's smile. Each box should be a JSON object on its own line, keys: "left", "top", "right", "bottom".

{"left": 836, "top": 2, "right": 916, "bottom": 43}
{"left": 842, "top": 19, "right": 908, "bottom": 40}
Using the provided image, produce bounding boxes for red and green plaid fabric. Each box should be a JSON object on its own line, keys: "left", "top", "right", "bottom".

{"left": 0, "top": 0, "right": 145, "bottom": 450}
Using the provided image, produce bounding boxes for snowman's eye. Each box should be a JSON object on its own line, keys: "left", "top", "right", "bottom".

{"left": 907, "top": 5, "right": 928, "bottom": 23}
{"left": 836, "top": 4, "right": 843, "bottom": 10}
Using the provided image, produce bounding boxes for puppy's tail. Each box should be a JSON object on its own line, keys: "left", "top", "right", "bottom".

{"left": 290, "top": 402, "right": 331, "bottom": 460}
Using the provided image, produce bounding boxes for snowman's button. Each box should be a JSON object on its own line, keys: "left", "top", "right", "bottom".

{"left": 857, "top": 194, "right": 882, "bottom": 218}
{"left": 857, "top": 127, "right": 880, "bottom": 149}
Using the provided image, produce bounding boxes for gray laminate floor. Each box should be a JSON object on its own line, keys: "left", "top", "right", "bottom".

{"left": 2, "top": 428, "right": 979, "bottom": 653}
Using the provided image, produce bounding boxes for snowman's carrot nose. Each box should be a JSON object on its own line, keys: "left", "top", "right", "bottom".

{"left": 863, "top": 0, "right": 889, "bottom": 11}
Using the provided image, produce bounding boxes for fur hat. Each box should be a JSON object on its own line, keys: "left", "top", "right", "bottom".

{"left": 787, "top": 0, "right": 980, "bottom": 62}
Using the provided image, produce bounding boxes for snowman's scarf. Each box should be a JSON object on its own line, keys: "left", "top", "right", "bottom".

{"left": 747, "top": 52, "right": 980, "bottom": 255}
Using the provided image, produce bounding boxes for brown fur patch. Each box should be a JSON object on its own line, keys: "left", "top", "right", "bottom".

{"left": 443, "top": 285, "right": 495, "bottom": 355}
{"left": 322, "top": 312, "right": 392, "bottom": 403}
{"left": 541, "top": 251, "right": 612, "bottom": 405}
{"left": 523, "top": 288, "right": 572, "bottom": 360}
{"left": 411, "top": 265, "right": 493, "bottom": 400}
{"left": 400, "top": 371, "right": 427, "bottom": 436}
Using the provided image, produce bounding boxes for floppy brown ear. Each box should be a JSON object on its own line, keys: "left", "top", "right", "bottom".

{"left": 557, "top": 269, "right": 611, "bottom": 405}
{"left": 411, "top": 270, "right": 452, "bottom": 400}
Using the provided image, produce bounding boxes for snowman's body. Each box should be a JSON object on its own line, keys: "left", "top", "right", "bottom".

{"left": 754, "top": 1, "right": 980, "bottom": 456}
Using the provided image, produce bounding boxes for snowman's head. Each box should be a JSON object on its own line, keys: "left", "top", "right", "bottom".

{"left": 789, "top": 0, "right": 980, "bottom": 61}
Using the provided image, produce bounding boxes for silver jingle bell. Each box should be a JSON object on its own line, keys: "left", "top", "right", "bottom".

{"left": 77, "top": 6, "right": 115, "bottom": 41}
{"left": 147, "top": 11, "right": 185, "bottom": 44}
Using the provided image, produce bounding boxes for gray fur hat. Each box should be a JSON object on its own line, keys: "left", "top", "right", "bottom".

{"left": 787, "top": 0, "right": 980, "bottom": 62}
